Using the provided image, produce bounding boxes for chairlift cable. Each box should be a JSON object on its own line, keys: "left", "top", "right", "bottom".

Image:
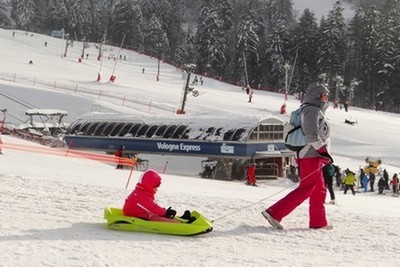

{"left": 0, "top": 91, "right": 37, "bottom": 109}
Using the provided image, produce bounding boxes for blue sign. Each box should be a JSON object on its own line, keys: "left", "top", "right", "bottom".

{"left": 64, "top": 136, "right": 287, "bottom": 158}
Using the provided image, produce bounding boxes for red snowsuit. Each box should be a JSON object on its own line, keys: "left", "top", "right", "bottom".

{"left": 123, "top": 170, "right": 178, "bottom": 222}
{"left": 246, "top": 164, "right": 256, "bottom": 185}
{"left": 123, "top": 170, "right": 165, "bottom": 218}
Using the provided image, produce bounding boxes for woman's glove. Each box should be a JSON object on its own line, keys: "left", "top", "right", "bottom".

{"left": 165, "top": 207, "right": 177, "bottom": 219}
{"left": 317, "top": 147, "right": 334, "bottom": 163}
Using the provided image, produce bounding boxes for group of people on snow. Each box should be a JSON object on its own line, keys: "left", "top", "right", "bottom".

{"left": 335, "top": 167, "right": 400, "bottom": 196}
{"left": 356, "top": 168, "right": 399, "bottom": 195}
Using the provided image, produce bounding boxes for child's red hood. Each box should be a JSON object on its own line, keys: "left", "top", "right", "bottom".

{"left": 136, "top": 170, "right": 161, "bottom": 190}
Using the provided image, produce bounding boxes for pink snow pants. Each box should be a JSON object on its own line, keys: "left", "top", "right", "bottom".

{"left": 267, "top": 157, "right": 328, "bottom": 228}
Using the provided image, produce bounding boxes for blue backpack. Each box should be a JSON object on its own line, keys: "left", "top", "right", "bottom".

{"left": 284, "top": 106, "right": 307, "bottom": 151}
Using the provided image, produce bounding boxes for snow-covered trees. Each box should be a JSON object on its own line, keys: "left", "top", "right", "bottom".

{"left": 376, "top": 0, "right": 400, "bottom": 105}
{"left": 292, "top": 9, "right": 319, "bottom": 91}
{"left": 5, "top": 0, "right": 400, "bottom": 112}
{"left": 112, "top": 0, "right": 143, "bottom": 50}
{"left": 316, "top": 1, "right": 347, "bottom": 83}
{"left": 234, "top": 3, "right": 260, "bottom": 86}
{"left": 10, "top": 0, "right": 36, "bottom": 29}
{"left": 143, "top": 14, "right": 169, "bottom": 59}
{"left": 174, "top": 28, "right": 197, "bottom": 69}
{"left": 347, "top": 0, "right": 400, "bottom": 108}
{"left": 359, "top": 5, "right": 381, "bottom": 104}
{"left": 263, "top": 0, "right": 294, "bottom": 89}
{"left": 83, "top": 0, "right": 110, "bottom": 42}
{"left": 0, "top": 0, "right": 12, "bottom": 27}
{"left": 195, "top": 0, "right": 233, "bottom": 76}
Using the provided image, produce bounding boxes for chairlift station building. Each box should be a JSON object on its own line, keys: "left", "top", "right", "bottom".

{"left": 64, "top": 113, "right": 293, "bottom": 179}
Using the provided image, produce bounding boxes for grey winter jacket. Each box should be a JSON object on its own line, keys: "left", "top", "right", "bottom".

{"left": 298, "top": 83, "right": 330, "bottom": 159}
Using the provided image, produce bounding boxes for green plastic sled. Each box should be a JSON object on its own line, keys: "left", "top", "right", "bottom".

{"left": 104, "top": 207, "right": 213, "bottom": 236}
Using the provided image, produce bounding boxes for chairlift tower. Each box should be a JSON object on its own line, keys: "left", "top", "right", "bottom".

{"left": 63, "top": 33, "right": 69, "bottom": 57}
{"left": 284, "top": 63, "right": 290, "bottom": 100}
{"left": 81, "top": 36, "right": 86, "bottom": 59}
{"left": 156, "top": 43, "right": 162, "bottom": 81}
{"left": 177, "top": 64, "right": 196, "bottom": 114}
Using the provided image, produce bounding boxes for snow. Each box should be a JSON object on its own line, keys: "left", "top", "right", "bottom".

{"left": 1, "top": 28, "right": 400, "bottom": 266}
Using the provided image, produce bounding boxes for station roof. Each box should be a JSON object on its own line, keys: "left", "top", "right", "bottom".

{"left": 25, "top": 109, "right": 68, "bottom": 116}
{"left": 66, "top": 113, "right": 284, "bottom": 143}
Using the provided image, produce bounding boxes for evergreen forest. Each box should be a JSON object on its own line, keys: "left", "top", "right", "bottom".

{"left": 1, "top": 0, "right": 400, "bottom": 112}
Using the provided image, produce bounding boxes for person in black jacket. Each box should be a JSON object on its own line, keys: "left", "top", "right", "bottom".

{"left": 323, "top": 164, "right": 336, "bottom": 204}
{"left": 383, "top": 169, "right": 390, "bottom": 189}
{"left": 114, "top": 145, "right": 125, "bottom": 169}
{"left": 369, "top": 172, "right": 376, "bottom": 192}
{"left": 378, "top": 176, "right": 386, "bottom": 194}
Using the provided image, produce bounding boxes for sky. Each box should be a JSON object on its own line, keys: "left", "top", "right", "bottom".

{"left": 1, "top": 28, "right": 400, "bottom": 267}
{"left": 292, "top": 0, "right": 355, "bottom": 20}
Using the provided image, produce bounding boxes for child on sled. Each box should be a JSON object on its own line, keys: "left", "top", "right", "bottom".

{"left": 123, "top": 169, "right": 196, "bottom": 223}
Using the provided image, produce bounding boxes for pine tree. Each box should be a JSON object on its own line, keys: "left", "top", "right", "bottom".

{"left": 73, "top": 0, "right": 91, "bottom": 38}
{"left": 174, "top": 29, "right": 195, "bottom": 68}
{"left": 85, "top": 0, "right": 113, "bottom": 42}
{"left": 214, "top": 0, "right": 233, "bottom": 33}
{"left": 143, "top": 14, "right": 169, "bottom": 59}
{"left": 316, "top": 1, "right": 347, "bottom": 83}
{"left": 266, "top": 20, "right": 287, "bottom": 88}
{"left": 46, "top": 0, "right": 66, "bottom": 30}
{"left": 360, "top": 5, "right": 381, "bottom": 104}
{"left": 195, "top": 0, "right": 231, "bottom": 76}
{"left": 0, "top": 0, "right": 12, "bottom": 27}
{"left": 292, "top": 8, "right": 319, "bottom": 91}
{"left": 263, "top": 0, "right": 294, "bottom": 89}
{"left": 10, "top": 0, "right": 36, "bottom": 29}
{"left": 377, "top": 0, "right": 400, "bottom": 108}
{"left": 160, "top": 0, "right": 184, "bottom": 59}
{"left": 347, "top": 7, "right": 365, "bottom": 81}
{"left": 234, "top": 4, "right": 260, "bottom": 87}
{"left": 264, "top": 0, "right": 294, "bottom": 33}
{"left": 112, "top": 0, "right": 143, "bottom": 50}
{"left": 30, "top": 0, "right": 51, "bottom": 32}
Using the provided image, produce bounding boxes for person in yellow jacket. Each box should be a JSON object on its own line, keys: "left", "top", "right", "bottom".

{"left": 343, "top": 169, "right": 356, "bottom": 195}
